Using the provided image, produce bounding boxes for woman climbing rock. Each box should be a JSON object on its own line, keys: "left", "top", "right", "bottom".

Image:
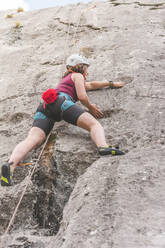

{"left": 1, "top": 54, "right": 125, "bottom": 186}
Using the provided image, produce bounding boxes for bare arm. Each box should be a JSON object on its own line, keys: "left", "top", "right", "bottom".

{"left": 72, "top": 73, "right": 92, "bottom": 109}
{"left": 85, "top": 81, "right": 124, "bottom": 91}
{"left": 72, "top": 73, "right": 103, "bottom": 118}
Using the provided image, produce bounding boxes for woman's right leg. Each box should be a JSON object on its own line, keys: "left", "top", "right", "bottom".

{"left": 1, "top": 126, "right": 46, "bottom": 186}
{"left": 8, "top": 106, "right": 55, "bottom": 174}
{"left": 9, "top": 127, "right": 46, "bottom": 173}
{"left": 1, "top": 105, "right": 56, "bottom": 186}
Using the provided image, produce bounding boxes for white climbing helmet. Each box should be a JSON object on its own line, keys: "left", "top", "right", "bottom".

{"left": 66, "top": 54, "right": 90, "bottom": 68}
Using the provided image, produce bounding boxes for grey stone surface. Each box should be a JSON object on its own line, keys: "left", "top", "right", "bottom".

{"left": 0, "top": 0, "right": 165, "bottom": 247}
{"left": 52, "top": 148, "right": 165, "bottom": 248}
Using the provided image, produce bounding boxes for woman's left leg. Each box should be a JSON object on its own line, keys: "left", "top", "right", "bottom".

{"left": 62, "top": 102, "right": 107, "bottom": 147}
{"left": 62, "top": 103, "right": 125, "bottom": 155}
{"left": 77, "top": 112, "right": 107, "bottom": 147}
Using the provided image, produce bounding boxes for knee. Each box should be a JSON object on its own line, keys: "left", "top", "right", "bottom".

{"left": 34, "top": 136, "right": 44, "bottom": 148}
{"left": 90, "top": 120, "right": 103, "bottom": 131}
{"left": 26, "top": 134, "right": 45, "bottom": 149}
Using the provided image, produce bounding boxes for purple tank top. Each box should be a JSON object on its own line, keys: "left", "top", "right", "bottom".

{"left": 56, "top": 73, "right": 78, "bottom": 102}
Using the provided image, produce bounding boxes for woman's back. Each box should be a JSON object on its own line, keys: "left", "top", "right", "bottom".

{"left": 56, "top": 73, "right": 78, "bottom": 102}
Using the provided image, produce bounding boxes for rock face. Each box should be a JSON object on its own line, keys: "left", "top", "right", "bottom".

{"left": 0, "top": 0, "right": 165, "bottom": 247}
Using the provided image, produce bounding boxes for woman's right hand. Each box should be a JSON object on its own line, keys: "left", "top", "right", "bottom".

{"left": 89, "top": 104, "right": 103, "bottom": 118}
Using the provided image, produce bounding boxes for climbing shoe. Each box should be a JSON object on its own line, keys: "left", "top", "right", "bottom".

{"left": 1, "top": 162, "right": 13, "bottom": 186}
{"left": 98, "top": 146, "right": 125, "bottom": 156}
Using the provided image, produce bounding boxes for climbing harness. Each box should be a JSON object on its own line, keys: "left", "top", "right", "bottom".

{"left": 33, "top": 111, "right": 47, "bottom": 120}
{"left": 58, "top": 92, "right": 75, "bottom": 111}
{"left": 41, "top": 92, "right": 75, "bottom": 120}
{"left": 41, "top": 89, "right": 75, "bottom": 117}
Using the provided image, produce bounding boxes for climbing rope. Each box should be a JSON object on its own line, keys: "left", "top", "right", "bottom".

{"left": 0, "top": 131, "right": 51, "bottom": 248}
{"left": 71, "top": 9, "right": 83, "bottom": 51}
{"left": 61, "top": 20, "right": 71, "bottom": 77}
{"left": 0, "top": 4, "right": 87, "bottom": 248}
{"left": 60, "top": 7, "right": 84, "bottom": 77}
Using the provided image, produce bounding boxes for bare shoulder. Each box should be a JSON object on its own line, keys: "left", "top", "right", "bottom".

{"left": 71, "top": 73, "right": 84, "bottom": 82}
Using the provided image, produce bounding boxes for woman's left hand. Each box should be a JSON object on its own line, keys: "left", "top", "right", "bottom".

{"left": 89, "top": 104, "right": 103, "bottom": 119}
{"left": 112, "top": 81, "right": 125, "bottom": 88}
